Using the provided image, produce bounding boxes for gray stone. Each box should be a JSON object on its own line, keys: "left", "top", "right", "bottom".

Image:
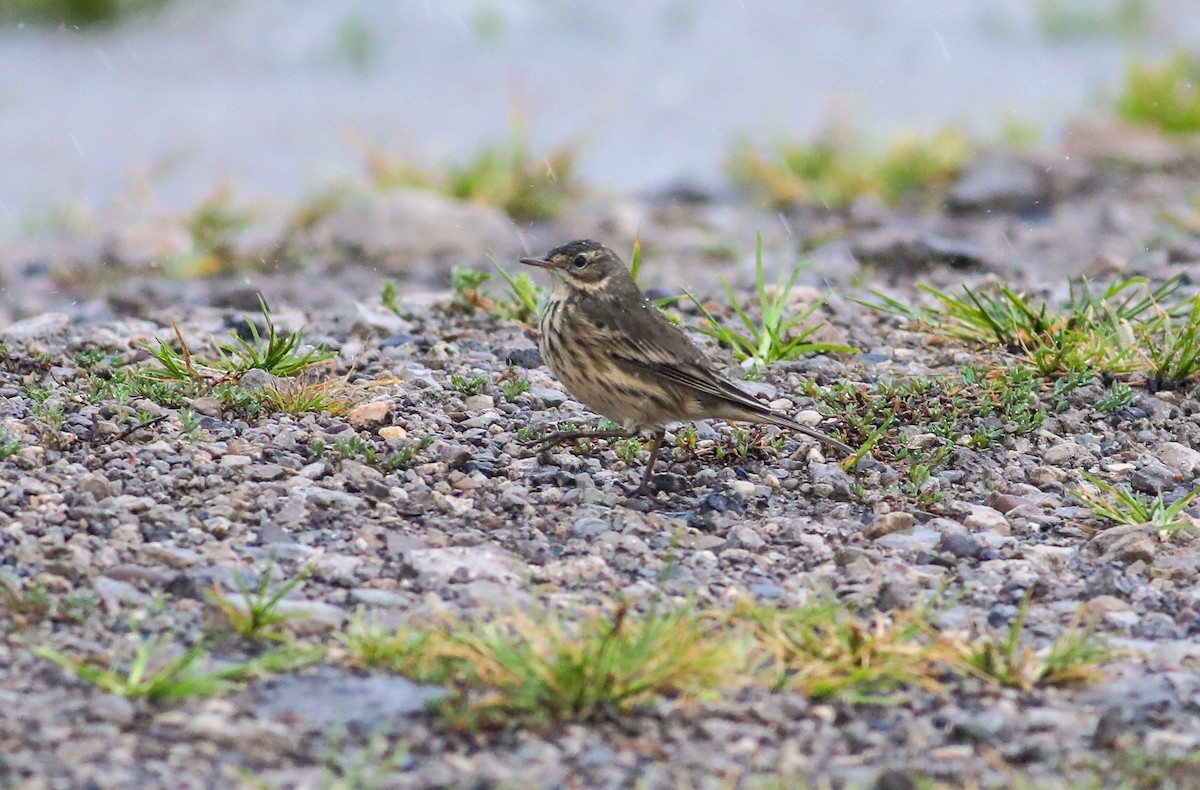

{"left": 530, "top": 386, "right": 566, "bottom": 407}
{"left": 850, "top": 228, "right": 987, "bottom": 272}
{"left": 1130, "top": 462, "right": 1176, "bottom": 495}
{"left": 863, "top": 511, "right": 914, "bottom": 540}
{"left": 570, "top": 517, "right": 609, "bottom": 540}
{"left": 808, "top": 462, "right": 853, "bottom": 501}
{"left": 728, "top": 526, "right": 765, "bottom": 552}
{"left": 1043, "top": 441, "right": 1087, "bottom": 466}
{"left": 963, "top": 505, "right": 1009, "bottom": 533}
{"left": 873, "top": 526, "right": 941, "bottom": 552}
{"left": 987, "top": 492, "right": 1036, "bottom": 514}
{"left": 400, "top": 546, "right": 522, "bottom": 586}
{"left": 1156, "top": 442, "right": 1200, "bottom": 477}
{"left": 252, "top": 667, "right": 445, "bottom": 727}
{"left": 348, "top": 588, "right": 409, "bottom": 607}
{"left": 462, "top": 394, "right": 495, "bottom": 411}
{"left": 1080, "top": 524, "right": 1157, "bottom": 565}
{"left": 238, "top": 368, "right": 277, "bottom": 391}
{"left": 0, "top": 312, "right": 70, "bottom": 344}
{"left": 948, "top": 157, "right": 1047, "bottom": 213}
{"left": 321, "top": 189, "right": 515, "bottom": 273}
{"left": 938, "top": 531, "right": 982, "bottom": 559}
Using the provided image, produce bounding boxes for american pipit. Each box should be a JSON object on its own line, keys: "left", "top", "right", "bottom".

{"left": 520, "top": 239, "right": 852, "bottom": 493}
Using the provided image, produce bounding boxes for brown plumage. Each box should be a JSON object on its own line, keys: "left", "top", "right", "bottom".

{"left": 521, "top": 239, "right": 852, "bottom": 493}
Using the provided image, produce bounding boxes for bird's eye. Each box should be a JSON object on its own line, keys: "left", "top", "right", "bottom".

{"left": 572, "top": 254, "right": 588, "bottom": 269}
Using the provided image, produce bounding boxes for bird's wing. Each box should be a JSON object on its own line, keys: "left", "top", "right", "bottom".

{"left": 584, "top": 295, "right": 769, "bottom": 415}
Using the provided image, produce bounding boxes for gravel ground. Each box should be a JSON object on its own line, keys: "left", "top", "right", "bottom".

{"left": 3, "top": 136, "right": 1200, "bottom": 789}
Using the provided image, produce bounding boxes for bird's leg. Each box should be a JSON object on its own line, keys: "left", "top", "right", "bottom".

{"left": 635, "top": 428, "right": 668, "bottom": 495}
{"left": 525, "top": 428, "right": 634, "bottom": 453}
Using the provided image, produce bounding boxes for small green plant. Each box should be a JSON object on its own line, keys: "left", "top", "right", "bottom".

{"left": 177, "top": 407, "right": 203, "bottom": 436}
{"left": 3, "top": 574, "right": 100, "bottom": 628}
{"left": 214, "top": 299, "right": 335, "bottom": 377}
{"left": 809, "top": 366, "right": 1045, "bottom": 484}
{"left": 344, "top": 600, "right": 737, "bottom": 729}
{"left": 380, "top": 280, "right": 403, "bottom": 318}
{"left": 687, "top": 234, "right": 856, "bottom": 369}
{"left": 863, "top": 276, "right": 1186, "bottom": 377}
{"left": 1138, "top": 298, "right": 1200, "bottom": 391}
{"left": 449, "top": 374, "right": 487, "bottom": 395}
{"left": 0, "top": 430, "right": 20, "bottom": 459}
{"left": 386, "top": 436, "right": 433, "bottom": 470}
{"left": 903, "top": 463, "right": 943, "bottom": 506}
{"left": 142, "top": 300, "right": 334, "bottom": 383}
{"left": 490, "top": 262, "right": 545, "bottom": 324}
{"left": 315, "top": 731, "right": 412, "bottom": 790}
{"left": 332, "top": 435, "right": 368, "bottom": 459}
{"left": 365, "top": 121, "right": 578, "bottom": 222}
{"left": 33, "top": 637, "right": 320, "bottom": 702}
{"left": 1073, "top": 471, "right": 1200, "bottom": 538}
{"left": 957, "top": 593, "right": 1112, "bottom": 691}
{"left": 448, "top": 264, "right": 546, "bottom": 323}
{"left": 738, "top": 597, "right": 953, "bottom": 702}
{"left": 446, "top": 123, "right": 577, "bottom": 222}
{"left": 205, "top": 556, "right": 311, "bottom": 641}
{"left": 449, "top": 266, "right": 492, "bottom": 315}
{"left": 1116, "top": 50, "right": 1200, "bottom": 134}
{"left": 500, "top": 375, "right": 531, "bottom": 402}
{"left": 727, "top": 125, "right": 969, "bottom": 209}
{"left": 0, "top": 573, "right": 53, "bottom": 628}
{"left": 1095, "top": 380, "right": 1133, "bottom": 412}
{"left": 675, "top": 425, "right": 699, "bottom": 452}
{"left": 616, "top": 437, "right": 644, "bottom": 465}
{"left": 258, "top": 379, "right": 358, "bottom": 416}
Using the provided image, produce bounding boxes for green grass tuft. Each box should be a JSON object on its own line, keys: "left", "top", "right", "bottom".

{"left": 727, "top": 125, "right": 969, "bottom": 209}
{"left": 687, "top": 233, "right": 856, "bottom": 370}
{"left": 1117, "top": 51, "right": 1200, "bottom": 135}
{"left": 1074, "top": 471, "right": 1200, "bottom": 538}
{"left": 344, "top": 600, "right": 739, "bottom": 730}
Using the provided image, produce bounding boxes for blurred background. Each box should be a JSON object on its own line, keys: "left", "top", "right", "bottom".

{"left": 3, "top": 0, "right": 1200, "bottom": 229}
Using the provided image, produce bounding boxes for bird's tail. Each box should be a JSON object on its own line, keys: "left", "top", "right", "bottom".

{"left": 704, "top": 376, "right": 855, "bottom": 455}
{"left": 754, "top": 408, "right": 855, "bottom": 456}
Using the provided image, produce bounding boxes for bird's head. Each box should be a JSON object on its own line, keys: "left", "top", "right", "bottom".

{"left": 520, "top": 239, "right": 631, "bottom": 293}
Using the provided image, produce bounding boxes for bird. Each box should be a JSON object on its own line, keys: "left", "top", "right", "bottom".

{"left": 519, "top": 239, "right": 852, "bottom": 494}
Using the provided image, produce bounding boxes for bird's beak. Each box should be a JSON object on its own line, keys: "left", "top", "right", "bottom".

{"left": 520, "top": 256, "right": 555, "bottom": 269}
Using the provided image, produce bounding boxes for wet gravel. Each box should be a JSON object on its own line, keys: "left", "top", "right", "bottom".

{"left": 3, "top": 143, "right": 1200, "bottom": 789}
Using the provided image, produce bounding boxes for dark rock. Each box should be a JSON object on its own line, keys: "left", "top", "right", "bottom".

{"left": 1130, "top": 462, "right": 1176, "bottom": 495}
{"left": 379, "top": 334, "right": 432, "bottom": 349}
{"left": 938, "top": 531, "right": 982, "bottom": 560}
{"left": 948, "top": 157, "right": 1048, "bottom": 214}
{"left": 850, "top": 228, "right": 988, "bottom": 273}
{"left": 504, "top": 347, "right": 544, "bottom": 369}
{"left": 700, "top": 492, "right": 744, "bottom": 515}
{"left": 651, "top": 472, "right": 690, "bottom": 494}
{"left": 873, "top": 769, "right": 916, "bottom": 790}
{"left": 1091, "top": 707, "right": 1124, "bottom": 750}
